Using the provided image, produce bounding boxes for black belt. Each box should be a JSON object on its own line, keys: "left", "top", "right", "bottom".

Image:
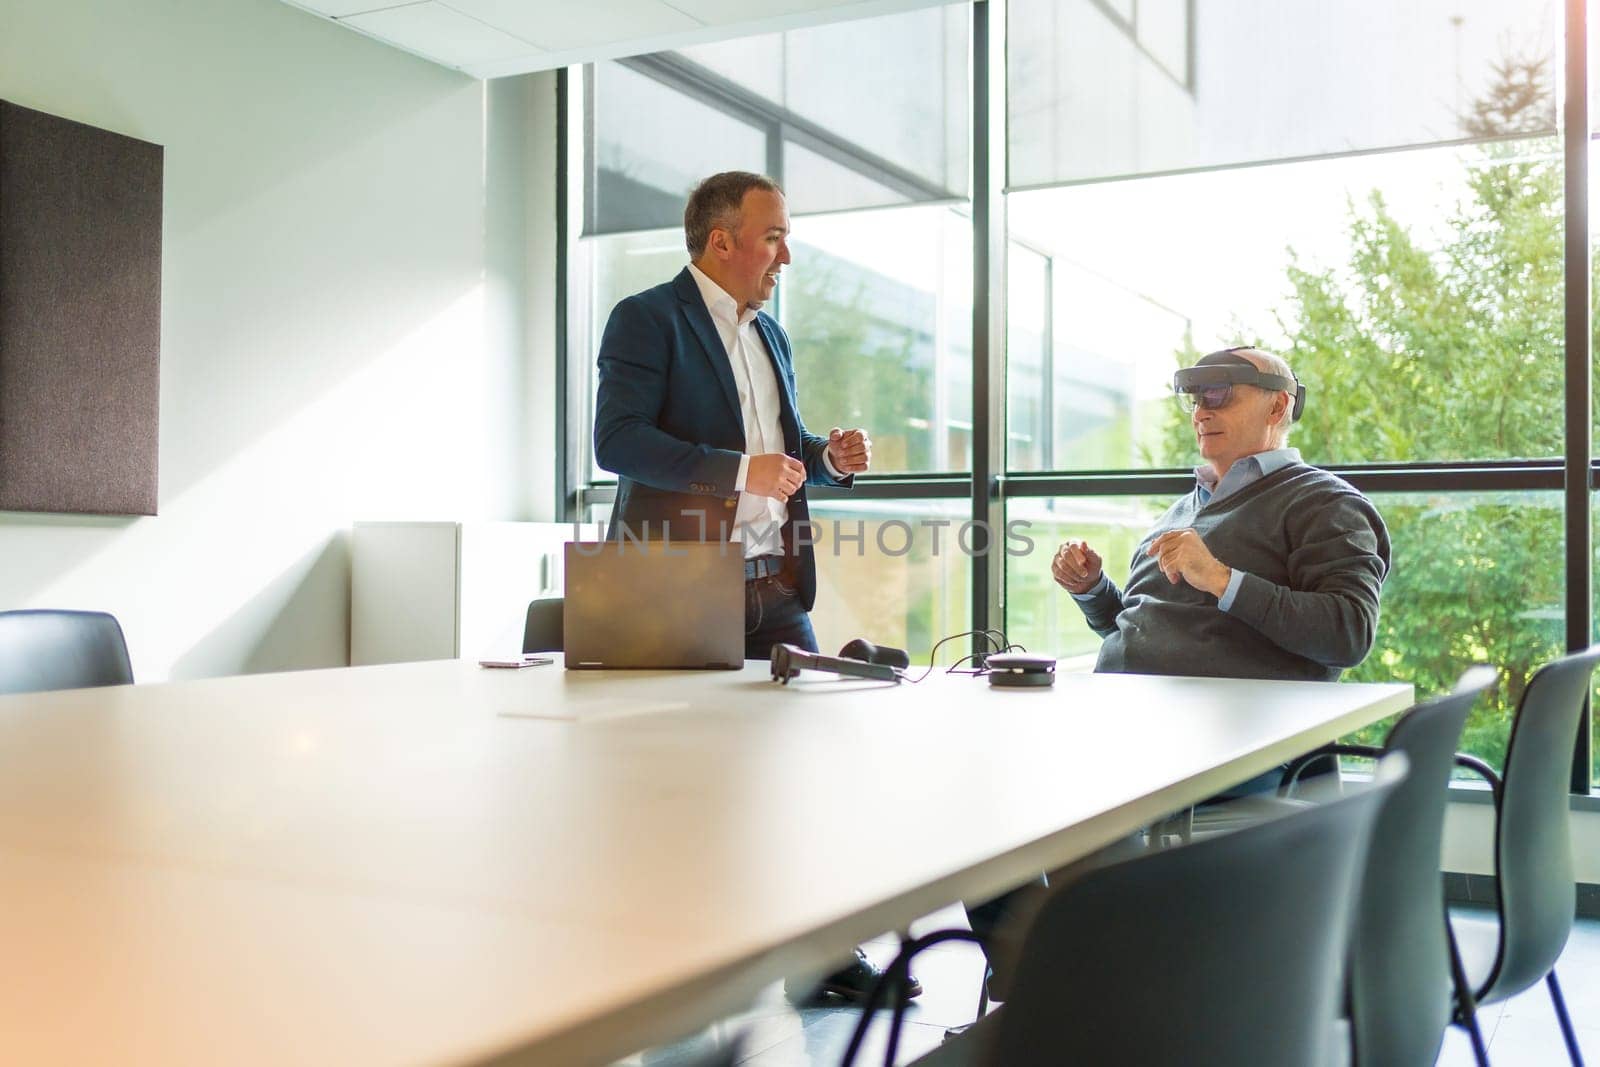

{"left": 744, "top": 555, "right": 786, "bottom": 581}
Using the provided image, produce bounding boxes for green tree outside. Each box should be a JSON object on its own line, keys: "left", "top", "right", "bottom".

{"left": 1152, "top": 55, "right": 1589, "bottom": 774}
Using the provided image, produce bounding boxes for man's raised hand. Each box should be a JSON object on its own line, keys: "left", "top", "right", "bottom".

{"left": 1052, "top": 539, "right": 1104, "bottom": 594}
{"left": 746, "top": 453, "right": 806, "bottom": 501}
{"left": 1146, "top": 529, "right": 1231, "bottom": 598}
{"left": 827, "top": 427, "right": 872, "bottom": 474}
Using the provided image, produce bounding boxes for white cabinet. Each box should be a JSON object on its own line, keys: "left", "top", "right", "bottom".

{"left": 350, "top": 521, "right": 598, "bottom": 665}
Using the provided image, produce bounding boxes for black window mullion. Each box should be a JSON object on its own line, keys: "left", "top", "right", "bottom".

{"left": 766, "top": 119, "right": 784, "bottom": 185}
{"left": 581, "top": 65, "right": 597, "bottom": 242}
{"left": 972, "top": 0, "right": 1007, "bottom": 653}
{"left": 557, "top": 68, "right": 573, "bottom": 522}
{"left": 1001, "top": 460, "right": 1568, "bottom": 499}
{"left": 1563, "top": 0, "right": 1593, "bottom": 794}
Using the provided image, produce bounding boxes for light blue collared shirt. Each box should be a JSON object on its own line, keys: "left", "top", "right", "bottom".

{"left": 1071, "top": 447, "right": 1302, "bottom": 613}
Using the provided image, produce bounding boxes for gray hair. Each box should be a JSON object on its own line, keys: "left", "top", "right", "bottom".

{"left": 684, "top": 171, "right": 784, "bottom": 258}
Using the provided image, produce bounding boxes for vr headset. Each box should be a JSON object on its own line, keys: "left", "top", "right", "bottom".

{"left": 1173, "top": 349, "right": 1306, "bottom": 422}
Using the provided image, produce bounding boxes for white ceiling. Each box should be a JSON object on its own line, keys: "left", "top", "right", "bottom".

{"left": 281, "top": 0, "right": 959, "bottom": 79}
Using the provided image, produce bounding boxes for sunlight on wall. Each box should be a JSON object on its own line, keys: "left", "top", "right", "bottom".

{"left": 21, "top": 286, "right": 496, "bottom": 680}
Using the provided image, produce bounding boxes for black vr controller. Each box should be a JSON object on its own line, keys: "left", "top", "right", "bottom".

{"left": 770, "top": 639, "right": 908, "bottom": 684}
{"left": 837, "top": 638, "right": 911, "bottom": 669}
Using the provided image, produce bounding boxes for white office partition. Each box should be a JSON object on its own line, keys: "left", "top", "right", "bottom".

{"left": 351, "top": 520, "right": 599, "bottom": 665}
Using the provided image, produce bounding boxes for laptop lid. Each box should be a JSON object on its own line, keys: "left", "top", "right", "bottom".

{"left": 563, "top": 541, "right": 745, "bottom": 669}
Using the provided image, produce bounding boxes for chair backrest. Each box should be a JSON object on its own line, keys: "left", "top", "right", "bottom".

{"left": 522, "top": 597, "right": 564, "bottom": 654}
{"left": 1346, "top": 666, "right": 1495, "bottom": 1067}
{"left": 1484, "top": 645, "right": 1600, "bottom": 1001}
{"left": 979, "top": 757, "right": 1407, "bottom": 1067}
{"left": 0, "top": 609, "right": 134, "bottom": 696}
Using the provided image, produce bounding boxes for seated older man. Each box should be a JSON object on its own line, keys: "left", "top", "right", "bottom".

{"left": 964, "top": 347, "right": 1392, "bottom": 1007}
{"left": 1054, "top": 346, "right": 1390, "bottom": 682}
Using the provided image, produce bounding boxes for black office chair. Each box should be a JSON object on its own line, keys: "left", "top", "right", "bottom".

{"left": 522, "top": 597, "right": 563, "bottom": 654}
{"left": 1278, "top": 666, "right": 1497, "bottom": 1067}
{"left": 843, "top": 756, "right": 1409, "bottom": 1067}
{"left": 1447, "top": 646, "right": 1600, "bottom": 1067}
{"left": 0, "top": 609, "right": 134, "bottom": 696}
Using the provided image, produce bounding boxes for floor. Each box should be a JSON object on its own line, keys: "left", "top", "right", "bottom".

{"left": 1437, "top": 910, "right": 1600, "bottom": 1067}
{"left": 615, "top": 906, "right": 1600, "bottom": 1067}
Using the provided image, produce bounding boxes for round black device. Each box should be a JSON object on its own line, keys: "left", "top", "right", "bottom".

{"left": 985, "top": 652, "right": 1057, "bottom": 688}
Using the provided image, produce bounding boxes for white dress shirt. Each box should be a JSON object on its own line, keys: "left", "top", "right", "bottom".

{"left": 687, "top": 264, "right": 790, "bottom": 558}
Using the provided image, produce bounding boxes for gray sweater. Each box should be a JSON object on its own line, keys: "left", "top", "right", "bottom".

{"left": 1079, "top": 464, "right": 1391, "bottom": 681}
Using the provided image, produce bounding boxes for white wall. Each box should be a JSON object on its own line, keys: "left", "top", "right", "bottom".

{"left": 0, "top": 0, "right": 557, "bottom": 680}
{"left": 1444, "top": 800, "right": 1600, "bottom": 885}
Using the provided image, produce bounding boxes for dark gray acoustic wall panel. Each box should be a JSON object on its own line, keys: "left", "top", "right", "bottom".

{"left": 0, "top": 100, "right": 162, "bottom": 516}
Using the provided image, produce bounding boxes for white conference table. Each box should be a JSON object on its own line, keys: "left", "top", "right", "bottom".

{"left": 0, "top": 657, "right": 1411, "bottom": 1066}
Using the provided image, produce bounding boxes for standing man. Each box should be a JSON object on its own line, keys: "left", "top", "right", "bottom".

{"left": 594, "top": 172, "right": 903, "bottom": 1003}
{"left": 593, "top": 170, "right": 871, "bottom": 661}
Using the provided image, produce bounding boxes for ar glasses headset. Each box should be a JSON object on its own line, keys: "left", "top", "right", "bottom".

{"left": 1173, "top": 348, "right": 1306, "bottom": 422}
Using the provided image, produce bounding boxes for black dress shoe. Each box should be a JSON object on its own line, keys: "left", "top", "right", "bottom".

{"left": 785, "top": 948, "right": 923, "bottom": 1004}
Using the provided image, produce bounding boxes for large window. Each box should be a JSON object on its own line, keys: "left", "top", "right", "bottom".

{"left": 1006, "top": 490, "right": 1566, "bottom": 771}
{"left": 1006, "top": 140, "right": 1565, "bottom": 471}
{"left": 563, "top": 0, "right": 1596, "bottom": 789}
{"left": 1351, "top": 492, "right": 1564, "bottom": 764}
{"left": 809, "top": 499, "right": 972, "bottom": 657}
{"left": 1000, "top": 0, "right": 1586, "bottom": 782}
{"left": 783, "top": 208, "right": 973, "bottom": 474}
{"left": 1008, "top": 0, "right": 1555, "bottom": 188}
{"left": 583, "top": 7, "right": 969, "bottom": 237}
{"left": 565, "top": 5, "right": 975, "bottom": 657}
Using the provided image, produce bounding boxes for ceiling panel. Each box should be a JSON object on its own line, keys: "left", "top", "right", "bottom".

{"left": 285, "top": 0, "right": 407, "bottom": 17}
{"left": 280, "top": 0, "right": 958, "bottom": 78}
{"left": 341, "top": 2, "right": 544, "bottom": 67}
{"left": 444, "top": 0, "right": 699, "bottom": 52}
{"left": 667, "top": 0, "right": 861, "bottom": 22}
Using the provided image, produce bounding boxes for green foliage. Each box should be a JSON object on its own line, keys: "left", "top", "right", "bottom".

{"left": 782, "top": 247, "right": 934, "bottom": 472}
{"left": 1155, "top": 56, "right": 1577, "bottom": 769}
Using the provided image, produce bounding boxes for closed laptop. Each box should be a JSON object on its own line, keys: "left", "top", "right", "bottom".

{"left": 563, "top": 541, "right": 745, "bottom": 669}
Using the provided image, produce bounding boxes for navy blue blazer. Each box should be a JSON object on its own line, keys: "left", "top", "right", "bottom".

{"left": 593, "top": 267, "right": 848, "bottom": 611}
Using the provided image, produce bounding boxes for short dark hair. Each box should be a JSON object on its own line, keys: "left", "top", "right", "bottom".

{"left": 684, "top": 171, "right": 783, "bottom": 258}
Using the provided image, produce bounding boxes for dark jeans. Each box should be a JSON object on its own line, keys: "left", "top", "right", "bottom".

{"left": 744, "top": 574, "right": 818, "bottom": 660}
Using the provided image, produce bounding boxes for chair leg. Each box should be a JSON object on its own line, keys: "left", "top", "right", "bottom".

{"left": 1546, "top": 970, "right": 1586, "bottom": 1067}
{"left": 1458, "top": 1009, "right": 1492, "bottom": 1067}
{"left": 942, "top": 965, "right": 990, "bottom": 1044}
{"left": 1447, "top": 921, "right": 1492, "bottom": 1067}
